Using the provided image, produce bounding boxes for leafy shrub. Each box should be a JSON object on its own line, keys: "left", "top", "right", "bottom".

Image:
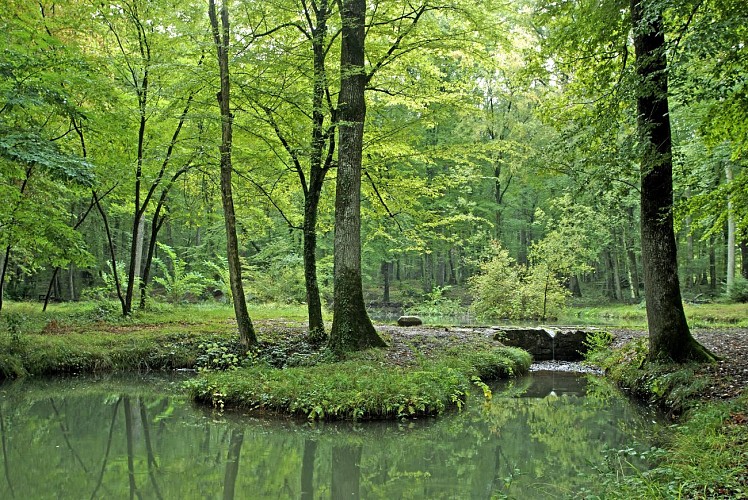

{"left": 726, "top": 276, "right": 748, "bottom": 303}
{"left": 247, "top": 254, "right": 307, "bottom": 304}
{"left": 470, "top": 243, "right": 569, "bottom": 320}
{"left": 195, "top": 341, "right": 247, "bottom": 371}
{"left": 582, "top": 329, "right": 615, "bottom": 365}
{"left": 408, "top": 286, "right": 463, "bottom": 317}
{"left": 88, "top": 299, "right": 122, "bottom": 322}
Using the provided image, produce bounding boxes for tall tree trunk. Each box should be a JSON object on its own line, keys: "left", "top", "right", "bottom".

{"left": 709, "top": 235, "right": 717, "bottom": 290}
{"left": 725, "top": 161, "right": 736, "bottom": 289}
{"left": 740, "top": 240, "right": 748, "bottom": 279}
{"left": 209, "top": 0, "right": 257, "bottom": 348}
{"left": 125, "top": 53, "right": 150, "bottom": 316}
{"left": 68, "top": 264, "right": 76, "bottom": 301}
{"left": 631, "top": 0, "right": 715, "bottom": 363}
{"left": 303, "top": 178, "right": 326, "bottom": 341}
{"left": 329, "top": 0, "right": 386, "bottom": 353}
{"left": 381, "top": 261, "right": 390, "bottom": 304}
{"left": 303, "top": 0, "right": 334, "bottom": 342}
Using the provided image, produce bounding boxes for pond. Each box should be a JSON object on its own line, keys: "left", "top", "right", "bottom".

{"left": 0, "top": 371, "right": 661, "bottom": 499}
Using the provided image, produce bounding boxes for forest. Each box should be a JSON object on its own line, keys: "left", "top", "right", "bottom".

{"left": 2, "top": 1, "right": 748, "bottom": 497}
{"left": 1, "top": 0, "right": 746, "bottom": 336}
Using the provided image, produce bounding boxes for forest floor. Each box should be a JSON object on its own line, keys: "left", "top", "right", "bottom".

{"left": 606, "top": 327, "right": 748, "bottom": 402}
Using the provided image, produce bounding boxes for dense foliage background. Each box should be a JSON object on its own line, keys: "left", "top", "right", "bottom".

{"left": 1, "top": 0, "right": 746, "bottom": 319}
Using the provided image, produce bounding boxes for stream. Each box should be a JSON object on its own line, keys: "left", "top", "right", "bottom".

{"left": 0, "top": 371, "right": 662, "bottom": 499}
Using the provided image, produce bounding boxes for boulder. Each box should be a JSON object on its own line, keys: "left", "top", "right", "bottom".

{"left": 397, "top": 316, "right": 423, "bottom": 327}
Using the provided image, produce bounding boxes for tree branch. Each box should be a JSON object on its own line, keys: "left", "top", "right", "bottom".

{"left": 364, "top": 170, "right": 402, "bottom": 231}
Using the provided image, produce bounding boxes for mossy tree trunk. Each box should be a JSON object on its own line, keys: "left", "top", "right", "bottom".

{"left": 209, "top": 0, "right": 257, "bottom": 348}
{"left": 328, "top": 0, "right": 386, "bottom": 353}
{"left": 631, "top": 0, "right": 716, "bottom": 363}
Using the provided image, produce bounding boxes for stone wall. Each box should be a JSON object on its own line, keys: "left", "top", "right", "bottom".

{"left": 492, "top": 327, "right": 600, "bottom": 361}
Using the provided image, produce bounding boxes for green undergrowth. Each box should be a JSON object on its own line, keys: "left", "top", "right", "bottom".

{"left": 586, "top": 334, "right": 748, "bottom": 498}
{"left": 186, "top": 346, "right": 531, "bottom": 421}
{"left": 586, "top": 335, "right": 711, "bottom": 417}
{"left": 0, "top": 330, "right": 233, "bottom": 379}
{"left": 596, "top": 392, "right": 748, "bottom": 499}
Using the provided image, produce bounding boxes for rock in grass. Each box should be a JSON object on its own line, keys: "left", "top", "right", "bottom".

{"left": 397, "top": 316, "right": 423, "bottom": 327}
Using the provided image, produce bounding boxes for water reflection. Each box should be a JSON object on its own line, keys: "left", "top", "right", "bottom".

{"left": 0, "top": 372, "right": 658, "bottom": 499}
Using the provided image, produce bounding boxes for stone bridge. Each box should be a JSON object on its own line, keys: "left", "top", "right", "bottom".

{"left": 492, "top": 326, "right": 601, "bottom": 361}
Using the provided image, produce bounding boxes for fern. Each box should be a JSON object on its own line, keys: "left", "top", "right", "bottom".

{"left": 153, "top": 243, "right": 205, "bottom": 304}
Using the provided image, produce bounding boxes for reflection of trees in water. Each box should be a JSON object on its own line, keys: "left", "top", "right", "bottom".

{"left": 91, "top": 396, "right": 121, "bottom": 499}
{"left": 301, "top": 439, "right": 316, "bottom": 500}
{"left": 0, "top": 405, "right": 14, "bottom": 498}
{"left": 222, "top": 428, "right": 243, "bottom": 500}
{"left": 332, "top": 444, "right": 362, "bottom": 499}
{"left": 0, "top": 374, "right": 657, "bottom": 499}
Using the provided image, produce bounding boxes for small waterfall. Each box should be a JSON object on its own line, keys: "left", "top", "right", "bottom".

{"left": 545, "top": 328, "right": 557, "bottom": 361}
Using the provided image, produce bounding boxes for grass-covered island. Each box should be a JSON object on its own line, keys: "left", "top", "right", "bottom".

{"left": 186, "top": 346, "right": 530, "bottom": 420}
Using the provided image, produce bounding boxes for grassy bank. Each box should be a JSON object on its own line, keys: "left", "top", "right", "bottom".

{"left": 587, "top": 336, "right": 748, "bottom": 498}
{"left": 567, "top": 302, "right": 748, "bottom": 328}
{"left": 186, "top": 346, "right": 531, "bottom": 420}
{"left": 0, "top": 301, "right": 312, "bottom": 379}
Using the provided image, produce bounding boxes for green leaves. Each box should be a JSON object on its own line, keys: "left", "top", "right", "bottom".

{"left": 153, "top": 243, "right": 205, "bottom": 304}
{"left": 0, "top": 132, "right": 95, "bottom": 186}
{"left": 470, "top": 242, "right": 569, "bottom": 321}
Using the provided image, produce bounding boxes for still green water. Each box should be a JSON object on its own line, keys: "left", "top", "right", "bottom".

{"left": 0, "top": 371, "right": 659, "bottom": 499}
